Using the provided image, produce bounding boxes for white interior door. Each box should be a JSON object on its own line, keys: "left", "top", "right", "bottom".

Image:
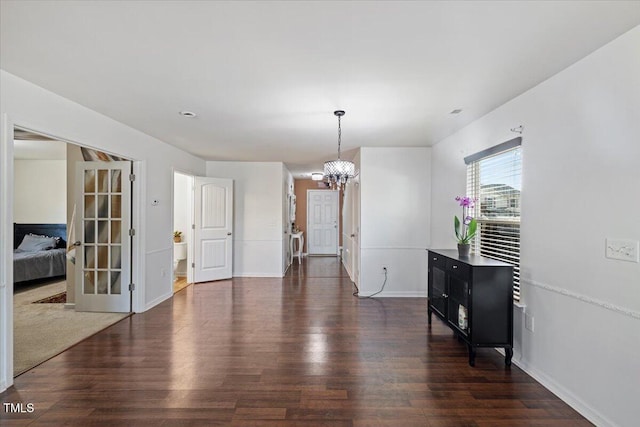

{"left": 194, "top": 177, "right": 233, "bottom": 282}
{"left": 75, "top": 161, "right": 131, "bottom": 312}
{"left": 307, "top": 190, "right": 339, "bottom": 255}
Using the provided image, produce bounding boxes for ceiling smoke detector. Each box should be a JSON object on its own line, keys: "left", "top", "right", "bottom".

{"left": 179, "top": 111, "right": 197, "bottom": 118}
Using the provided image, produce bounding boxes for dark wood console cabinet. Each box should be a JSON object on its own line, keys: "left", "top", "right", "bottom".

{"left": 428, "top": 249, "right": 514, "bottom": 366}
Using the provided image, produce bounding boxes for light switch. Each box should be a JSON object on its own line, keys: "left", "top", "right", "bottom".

{"left": 605, "top": 239, "right": 639, "bottom": 263}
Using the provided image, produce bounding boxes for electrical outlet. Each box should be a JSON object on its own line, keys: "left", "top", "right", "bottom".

{"left": 525, "top": 313, "right": 534, "bottom": 332}
{"left": 605, "top": 239, "right": 639, "bottom": 263}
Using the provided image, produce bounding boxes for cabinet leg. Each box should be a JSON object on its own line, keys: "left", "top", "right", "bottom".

{"left": 427, "top": 308, "right": 432, "bottom": 325}
{"left": 505, "top": 348, "right": 513, "bottom": 367}
{"left": 468, "top": 345, "right": 476, "bottom": 367}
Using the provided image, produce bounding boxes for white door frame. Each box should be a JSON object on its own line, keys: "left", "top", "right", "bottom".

{"left": 171, "top": 170, "right": 195, "bottom": 286}
{"left": 306, "top": 189, "right": 340, "bottom": 256}
{"left": 0, "top": 114, "right": 15, "bottom": 392}
{"left": 352, "top": 181, "right": 360, "bottom": 288}
{"left": 0, "top": 116, "right": 145, "bottom": 391}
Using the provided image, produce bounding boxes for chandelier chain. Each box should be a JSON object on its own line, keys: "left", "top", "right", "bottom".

{"left": 337, "top": 115, "right": 342, "bottom": 159}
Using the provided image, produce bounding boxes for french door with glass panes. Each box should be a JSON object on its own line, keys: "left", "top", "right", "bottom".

{"left": 75, "top": 161, "right": 131, "bottom": 312}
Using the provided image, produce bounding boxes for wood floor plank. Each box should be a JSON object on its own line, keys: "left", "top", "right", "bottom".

{"left": 1, "top": 257, "right": 590, "bottom": 426}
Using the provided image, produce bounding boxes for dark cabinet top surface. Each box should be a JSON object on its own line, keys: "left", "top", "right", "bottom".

{"left": 428, "top": 249, "right": 513, "bottom": 268}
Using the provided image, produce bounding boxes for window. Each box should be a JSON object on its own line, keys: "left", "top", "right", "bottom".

{"left": 465, "top": 138, "right": 522, "bottom": 300}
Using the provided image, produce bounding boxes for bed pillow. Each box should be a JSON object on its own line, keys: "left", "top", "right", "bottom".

{"left": 17, "top": 234, "right": 58, "bottom": 252}
{"left": 30, "top": 233, "right": 62, "bottom": 248}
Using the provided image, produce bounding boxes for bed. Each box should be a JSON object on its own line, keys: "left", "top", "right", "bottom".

{"left": 13, "top": 223, "right": 67, "bottom": 283}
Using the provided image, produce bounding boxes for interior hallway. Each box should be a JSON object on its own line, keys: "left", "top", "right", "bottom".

{"left": 0, "top": 257, "right": 589, "bottom": 426}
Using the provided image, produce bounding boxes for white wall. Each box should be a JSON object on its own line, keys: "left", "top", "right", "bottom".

{"left": 13, "top": 160, "right": 66, "bottom": 223}
{"left": 206, "top": 161, "right": 285, "bottom": 277}
{"left": 430, "top": 27, "right": 640, "bottom": 427}
{"left": 0, "top": 70, "right": 206, "bottom": 392}
{"left": 358, "top": 147, "right": 431, "bottom": 296}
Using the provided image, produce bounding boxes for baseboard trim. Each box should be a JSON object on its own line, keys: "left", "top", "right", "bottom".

{"left": 64, "top": 303, "right": 75, "bottom": 310}
{"left": 144, "top": 291, "right": 172, "bottom": 312}
{"left": 232, "top": 273, "right": 283, "bottom": 278}
{"left": 356, "top": 291, "right": 427, "bottom": 298}
{"left": 360, "top": 246, "right": 427, "bottom": 250}
{"left": 503, "top": 351, "right": 616, "bottom": 427}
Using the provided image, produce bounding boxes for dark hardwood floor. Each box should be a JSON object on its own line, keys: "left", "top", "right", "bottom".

{"left": 1, "top": 256, "right": 590, "bottom": 426}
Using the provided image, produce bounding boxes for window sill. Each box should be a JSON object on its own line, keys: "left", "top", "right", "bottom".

{"left": 513, "top": 301, "right": 526, "bottom": 311}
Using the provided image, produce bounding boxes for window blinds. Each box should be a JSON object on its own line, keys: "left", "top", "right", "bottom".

{"left": 466, "top": 143, "right": 522, "bottom": 301}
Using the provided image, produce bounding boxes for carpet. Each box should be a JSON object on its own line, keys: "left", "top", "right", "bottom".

{"left": 13, "top": 280, "right": 130, "bottom": 376}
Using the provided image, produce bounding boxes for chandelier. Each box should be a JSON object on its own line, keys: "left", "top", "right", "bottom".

{"left": 324, "top": 110, "right": 356, "bottom": 190}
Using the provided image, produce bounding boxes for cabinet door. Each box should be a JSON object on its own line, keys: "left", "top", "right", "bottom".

{"left": 447, "top": 272, "right": 470, "bottom": 335}
{"left": 429, "top": 264, "right": 447, "bottom": 317}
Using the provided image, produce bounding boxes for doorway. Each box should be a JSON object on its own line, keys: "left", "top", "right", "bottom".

{"left": 11, "top": 127, "right": 133, "bottom": 376}
{"left": 172, "top": 173, "right": 234, "bottom": 286}
{"left": 307, "top": 190, "right": 339, "bottom": 255}
{"left": 173, "top": 171, "right": 194, "bottom": 292}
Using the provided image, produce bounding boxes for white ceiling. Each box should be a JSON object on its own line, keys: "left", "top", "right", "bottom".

{"left": 1, "top": 1, "right": 639, "bottom": 176}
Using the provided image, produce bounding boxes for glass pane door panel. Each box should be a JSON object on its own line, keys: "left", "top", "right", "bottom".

{"left": 111, "top": 246, "right": 121, "bottom": 269}
{"left": 449, "top": 276, "right": 468, "bottom": 302}
{"left": 98, "top": 221, "right": 109, "bottom": 243}
{"left": 432, "top": 268, "right": 445, "bottom": 294}
{"left": 447, "top": 276, "right": 469, "bottom": 334}
{"left": 111, "top": 221, "right": 121, "bottom": 243}
{"left": 110, "top": 272, "right": 121, "bottom": 294}
{"left": 84, "top": 170, "right": 95, "bottom": 193}
{"left": 84, "top": 221, "right": 95, "bottom": 243}
{"left": 111, "top": 195, "right": 121, "bottom": 218}
{"left": 97, "top": 169, "right": 109, "bottom": 193}
{"left": 97, "top": 271, "right": 108, "bottom": 294}
{"left": 84, "top": 246, "right": 95, "bottom": 269}
{"left": 111, "top": 170, "right": 122, "bottom": 192}
{"left": 97, "top": 195, "right": 108, "bottom": 218}
{"left": 97, "top": 246, "right": 108, "bottom": 269}
{"left": 84, "top": 196, "right": 95, "bottom": 218}
{"left": 84, "top": 271, "right": 95, "bottom": 294}
{"left": 430, "top": 266, "right": 447, "bottom": 316}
